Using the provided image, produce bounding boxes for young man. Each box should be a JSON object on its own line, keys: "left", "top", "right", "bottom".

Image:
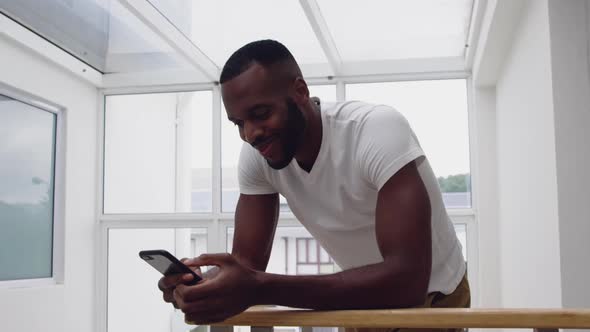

{"left": 158, "top": 40, "right": 469, "bottom": 328}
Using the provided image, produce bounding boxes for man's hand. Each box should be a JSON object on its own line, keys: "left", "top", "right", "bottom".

{"left": 173, "top": 253, "right": 260, "bottom": 324}
{"left": 158, "top": 258, "right": 202, "bottom": 309}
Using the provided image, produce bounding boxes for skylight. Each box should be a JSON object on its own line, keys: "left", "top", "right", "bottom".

{"left": 0, "top": 0, "right": 476, "bottom": 80}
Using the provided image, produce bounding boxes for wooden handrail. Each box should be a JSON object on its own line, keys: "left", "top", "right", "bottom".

{"left": 205, "top": 306, "right": 590, "bottom": 329}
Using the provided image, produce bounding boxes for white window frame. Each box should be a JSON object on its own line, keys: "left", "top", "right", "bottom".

{"left": 96, "top": 73, "right": 478, "bottom": 332}
{"left": 0, "top": 83, "right": 66, "bottom": 289}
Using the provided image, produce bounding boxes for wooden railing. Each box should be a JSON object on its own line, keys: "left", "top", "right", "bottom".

{"left": 202, "top": 306, "right": 590, "bottom": 332}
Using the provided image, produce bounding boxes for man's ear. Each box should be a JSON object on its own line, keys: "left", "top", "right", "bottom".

{"left": 291, "top": 77, "right": 310, "bottom": 104}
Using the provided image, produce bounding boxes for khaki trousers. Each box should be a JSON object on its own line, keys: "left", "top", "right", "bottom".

{"left": 345, "top": 274, "right": 471, "bottom": 332}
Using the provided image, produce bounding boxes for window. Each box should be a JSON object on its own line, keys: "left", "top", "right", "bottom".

{"left": 309, "top": 84, "right": 337, "bottom": 103}
{"left": 315, "top": 0, "right": 473, "bottom": 61}
{"left": 0, "top": 93, "right": 58, "bottom": 282}
{"left": 108, "top": 228, "right": 207, "bottom": 332}
{"left": 296, "top": 238, "right": 334, "bottom": 275}
{"left": 346, "top": 79, "right": 471, "bottom": 208}
{"left": 104, "top": 91, "right": 213, "bottom": 214}
{"left": 0, "top": 0, "right": 193, "bottom": 74}
{"left": 227, "top": 226, "right": 338, "bottom": 275}
{"left": 148, "top": 0, "right": 328, "bottom": 69}
{"left": 101, "top": 80, "right": 476, "bottom": 329}
{"left": 454, "top": 224, "right": 467, "bottom": 260}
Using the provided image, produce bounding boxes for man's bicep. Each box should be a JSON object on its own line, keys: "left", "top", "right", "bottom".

{"left": 232, "top": 193, "right": 280, "bottom": 271}
{"left": 375, "top": 161, "right": 432, "bottom": 283}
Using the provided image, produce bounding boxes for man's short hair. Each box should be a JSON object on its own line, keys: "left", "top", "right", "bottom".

{"left": 220, "top": 39, "right": 300, "bottom": 84}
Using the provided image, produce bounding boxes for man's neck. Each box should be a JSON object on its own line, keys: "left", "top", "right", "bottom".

{"left": 295, "top": 100, "right": 322, "bottom": 173}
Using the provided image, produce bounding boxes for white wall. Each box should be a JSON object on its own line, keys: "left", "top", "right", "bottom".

{"left": 0, "top": 36, "right": 98, "bottom": 331}
{"left": 495, "top": 0, "right": 563, "bottom": 307}
{"left": 481, "top": 0, "right": 590, "bottom": 310}
{"left": 471, "top": 86, "right": 501, "bottom": 308}
{"left": 547, "top": 0, "right": 590, "bottom": 309}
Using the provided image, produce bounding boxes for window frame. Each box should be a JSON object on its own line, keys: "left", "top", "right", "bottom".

{"left": 0, "top": 83, "right": 66, "bottom": 288}
{"left": 97, "top": 73, "right": 478, "bottom": 332}
{"left": 295, "top": 237, "right": 334, "bottom": 275}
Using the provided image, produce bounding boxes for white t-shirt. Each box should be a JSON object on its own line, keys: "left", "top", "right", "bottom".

{"left": 238, "top": 100, "right": 466, "bottom": 294}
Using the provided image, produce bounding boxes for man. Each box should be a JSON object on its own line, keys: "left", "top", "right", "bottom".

{"left": 158, "top": 40, "right": 469, "bottom": 329}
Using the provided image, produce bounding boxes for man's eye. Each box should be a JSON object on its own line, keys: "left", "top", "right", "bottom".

{"left": 254, "top": 109, "right": 270, "bottom": 119}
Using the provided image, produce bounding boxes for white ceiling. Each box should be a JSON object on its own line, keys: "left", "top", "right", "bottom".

{"left": 0, "top": 0, "right": 479, "bottom": 84}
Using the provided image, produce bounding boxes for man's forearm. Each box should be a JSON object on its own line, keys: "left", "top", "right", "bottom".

{"left": 253, "top": 259, "right": 429, "bottom": 310}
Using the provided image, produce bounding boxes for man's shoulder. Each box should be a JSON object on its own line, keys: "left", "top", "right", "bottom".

{"left": 239, "top": 142, "right": 265, "bottom": 170}
{"left": 323, "top": 100, "right": 403, "bottom": 124}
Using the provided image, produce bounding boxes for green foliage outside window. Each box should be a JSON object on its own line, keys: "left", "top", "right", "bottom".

{"left": 437, "top": 173, "right": 471, "bottom": 193}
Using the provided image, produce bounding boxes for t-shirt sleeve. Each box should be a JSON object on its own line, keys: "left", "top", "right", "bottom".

{"left": 357, "top": 106, "right": 425, "bottom": 190}
{"left": 238, "top": 143, "right": 277, "bottom": 195}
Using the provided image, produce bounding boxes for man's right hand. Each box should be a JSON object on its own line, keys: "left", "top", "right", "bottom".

{"left": 158, "top": 258, "right": 201, "bottom": 308}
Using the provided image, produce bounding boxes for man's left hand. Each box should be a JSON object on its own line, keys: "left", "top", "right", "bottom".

{"left": 173, "top": 253, "right": 261, "bottom": 324}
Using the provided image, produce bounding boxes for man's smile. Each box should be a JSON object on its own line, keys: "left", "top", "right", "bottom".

{"left": 255, "top": 137, "right": 276, "bottom": 158}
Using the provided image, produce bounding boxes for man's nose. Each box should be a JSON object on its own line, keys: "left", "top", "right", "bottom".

{"left": 243, "top": 121, "right": 264, "bottom": 145}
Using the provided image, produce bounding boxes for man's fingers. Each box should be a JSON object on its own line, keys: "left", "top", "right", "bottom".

{"left": 181, "top": 273, "right": 196, "bottom": 283}
{"left": 193, "top": 267, "right": 203, "bottom": 277}
{"left": 159, "top": 275, "right": 182, "bottom": 289}
{"left": 184, "top": 253, "right": 232, "bottom": 267}
{"left": 159, "top": 273, "right": 195, "bottom": 290}
{"left": 174, "top": 286, "right": 212, "bottom": 312}
{"left": 173, "top": 288, "right": 186, "bottom": 309}
{"left": 175, "top": 279, "right": 221, "bottom": 302}
{"left": 181, "top": 301, "right": 228, "bottom": 324}
{"left": 163, "top": 290, "right": 175, "bottom": 304}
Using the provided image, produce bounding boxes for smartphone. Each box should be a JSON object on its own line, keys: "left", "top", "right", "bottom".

{"left": 139, "top": 249, "right": 201, "bottom": 285}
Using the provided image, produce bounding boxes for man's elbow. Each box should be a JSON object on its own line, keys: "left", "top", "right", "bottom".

{"left": 410, "top": 268, "right": 431, "bottom": 306}
{"left": 398, "top": 265, "right": 431, "bottom": 307}
{"left": 406, "top": 282, "right": 429, "bottom": 307}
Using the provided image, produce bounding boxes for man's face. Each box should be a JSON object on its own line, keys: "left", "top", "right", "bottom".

{"left": 221, "top": 64, "right": 306, "bottom": 169}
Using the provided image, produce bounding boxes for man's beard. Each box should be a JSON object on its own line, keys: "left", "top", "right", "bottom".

{"left": 265, "top": 98, "right": 306, "bottom": 170}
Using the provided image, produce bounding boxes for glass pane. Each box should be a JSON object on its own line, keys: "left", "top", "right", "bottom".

{"left": 454, "top": 223, "right": 467, "bottom": 260}
{"left": 319, "top": 264, "right": 335, "bottom": 274}
{"left": 227, "top": 226, "right": 336, "bottom": 275}
{"left": 296, "top": 239, "right": 306, "bottom": 263}
{"left": 0, "top": 94, "right": 55, "bottom": 281}
{"left": 317, "top": 0, "right": 474, "bottom": 61}
{"left": 104, "top": 90, "right": 212, "bottom": 214}
{"left": 346, "top": 79, "right": 471, "bottom": 208}
{"left": 309, "top": 84, "right": 337, "bottom": 103}
{"left": 297, "top": 264, "right": 319, "bottom": 275}
{"left": 148, "top": 0, "right": 328, "bottom": 68}
{"left": 319, "top": 247, "right": 330, "bottom": 263}
{"left": 308, "top": 240, "right": 318, "bottom": 263}
{"left": 221, "top": 104, "right": 243, "bottom": 212}
{"left": 0, "top": 0, "right": 192, "bottom": 73}
{"left": 187, "top": 93, "right": 213, "bottom": 213}
{"left": 108, "top": 227, "right": 207, "bottom": 332}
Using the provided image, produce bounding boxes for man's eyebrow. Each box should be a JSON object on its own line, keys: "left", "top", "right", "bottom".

{"left": 227, "top": 103, "right": 271, "bottom": 122}
{"left": 247, "top": 103, "right": 270, "bottom": 113}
